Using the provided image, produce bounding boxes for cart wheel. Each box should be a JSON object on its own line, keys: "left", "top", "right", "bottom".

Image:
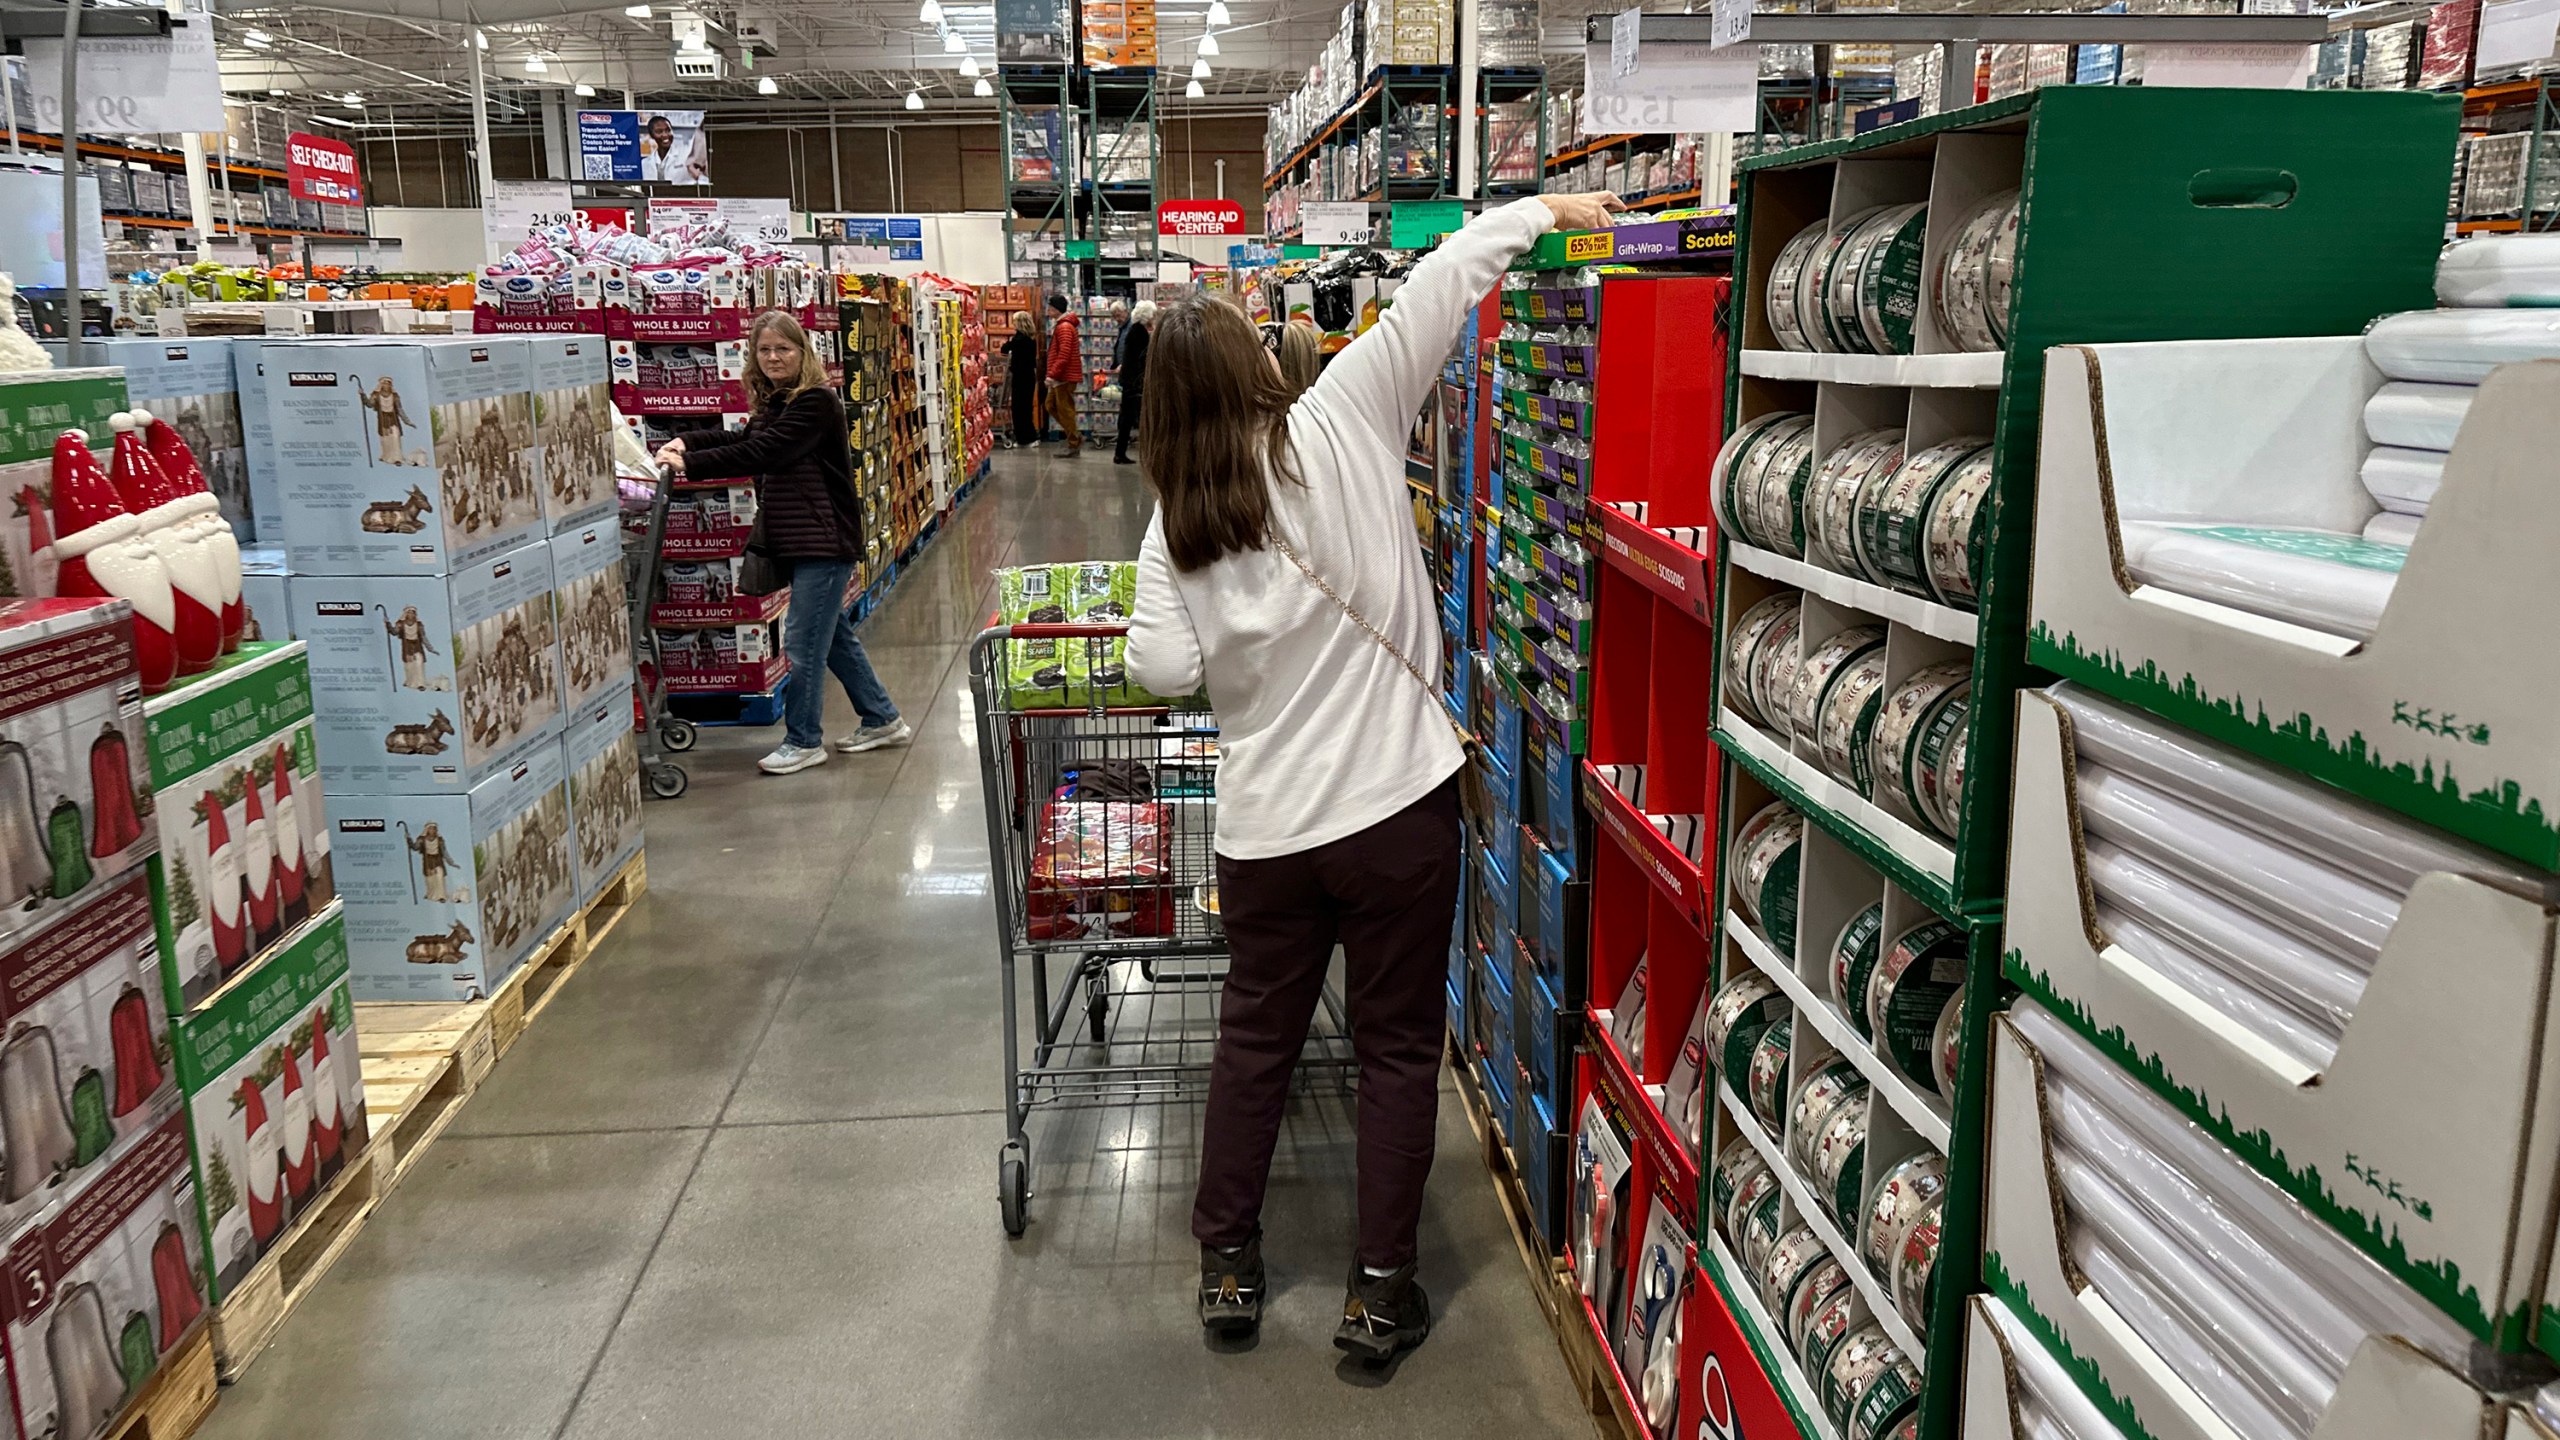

{"left": 998, "top": 1142, "right": 1030, "bottom": 1238}
{"left": 647, "top": 763, "right": 689, "bottom": 799}
{"left": 1085, "top": 973, "right": 1110, "bottom": 1043}
{"left": 658, "top": 717, "right": 698, "bottom": 753}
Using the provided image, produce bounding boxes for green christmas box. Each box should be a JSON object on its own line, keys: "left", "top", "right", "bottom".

{"left": 170, "top": 906, "right": 363, "bottom": 1302}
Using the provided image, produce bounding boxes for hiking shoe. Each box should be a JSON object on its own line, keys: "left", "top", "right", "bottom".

{"left": 836, "top": 719, "right": 913, "bottom": 753}
{"left": 1334, "top": 1262, "right": 1431, "bottom": 1364}
{"left": 757, "top": 743, "right": 829, "bottom": 775}
{"left": 1199, "top": 1235, "right": 1265, "bottom": 1336}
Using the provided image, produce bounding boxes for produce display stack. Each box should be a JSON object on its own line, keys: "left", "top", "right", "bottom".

{"left": 1662, "top": 85, "right": 2470, "bottom": 1440}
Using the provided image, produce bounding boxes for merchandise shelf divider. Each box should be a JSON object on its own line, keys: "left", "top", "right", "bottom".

{"left": 1716, "top": 711, "right": 1964, "bottom": 919}
{"left": 1726, "top": 541, "right": 1979, "bottom": 647}
{"left": 1724, "top": 909, "right": 1955, "bottom": 1151}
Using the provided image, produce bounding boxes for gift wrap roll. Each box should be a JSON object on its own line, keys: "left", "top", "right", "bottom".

{"left": 2360, "top": 380, "right": 2472, "bottom": 451}
{"left": 2432, "top": 232, "right": 2560, "bottom": 307}
{"left": 2085, "top": 841, "right": 2364, "bottom": 1033}
{"left": 2362, "top": 306, "right": 2560, "bottom": 384}
{"left": 2358, "top": 445, "right": 2441, "bottom": 516}
{"left": 2117, "top": 522, "right": 2401, "bottom": 642}
{"left": 2094, "top": 901, "right": 2342, "bottom": 1070}
{"left": 2361, "top": 511, "right": 2421, "bottom": 548}
{"left": 1983, "top": 1295, "right": 2132, "bottom": 1440}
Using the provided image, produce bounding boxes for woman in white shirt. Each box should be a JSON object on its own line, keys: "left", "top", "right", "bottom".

{"left": 1125, "top": 190, "right": 1621, "bottom": 1365}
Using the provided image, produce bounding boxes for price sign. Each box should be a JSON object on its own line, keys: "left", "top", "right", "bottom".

{"left": 1611, "top": 7, "right": 1643, "bottom": 77}
{"left": 21, "top": 1, "right": 226, "bottom": 135}
{"left": 1301, "top": 201, "right": 1372, "bottom": 247}
{"left": 1564, "top": 232, "right": 1616, "bottom": 263}
{"left": 1712, "top": 0, "right": 1753, "bottom": 48}
{"left": 484, "top": 179, "right": 575, "bottom": 260}
{"left": 1581, "top": 39, "right": 1758, "bottom": 134}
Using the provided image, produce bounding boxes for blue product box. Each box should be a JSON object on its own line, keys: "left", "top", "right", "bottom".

{"left": 1519, "top": 965, "right": 1565, "bottom": 1115}
{"left": 1490, "top": 683, "right": 1525, "bottom": 775}
{"left": 1514, "top": 1086, "right": 1564, "bottom": 1251}
{"left": 1470, "top": 939, "right": 1515, "bottom": 1073}
{"left": 527, "top": 335, "right": 615, "bottom": 533}
{"left": 1527, "top": 836, "right": 1589, "bottom": 1002}
{"left": 1473, "top": 837, "right": 1518, "bottom": 942}
{"left": 1477, "top": 1048, "right": 1514, "bottom": 1117}
{"left": 563, "top": 681, "right": 643, "bottom": 903}
{"left": 329, "top": 740, "right": 575, "bottom": 1000}
{"left": 240, "top": 545, "right": 291, "bottom": 642}
{"left": 1534, "top": 730, "right": 1584, "bottom": 873}
{"left": 266, "top": 336, "right": 543, "bottom": 573}
{"left": 293, "top": 537, "right": 563, "bottom": 792}
{"left": 233, "top": 339, "right": 284, "bottom": 540}
{"left": 44, "top": 336, "right": 252, "bottom": 541}
{"left": 549, "top": 518, "right": 632, "bottom": 715}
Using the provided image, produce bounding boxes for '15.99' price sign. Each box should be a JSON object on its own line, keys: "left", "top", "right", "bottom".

{"left": 287, "top": 132, "right": 365, "bottom": 206}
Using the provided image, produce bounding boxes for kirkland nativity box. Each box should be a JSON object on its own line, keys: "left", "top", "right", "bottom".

{"left": 238, "top": 547, "right": 289, "bottom": 643}
{"left": 0, "top": 874, "right": 180, "bottom": 1243}
{"left": 291, "top": 537, "right": 562, "bottom": 793}
{"left": 0, "top": 599, "right": 158, "bottom": 955}
{"left": 330, "top": 743, "right": 574, "bottom": 1002}
{"left": 562, "top": 684, "right": 641, "bottom": 904}
{"left": 263, "top": 336, "right": 543, "bottom": 574}
{"left": 549, "top": 518, "right": 632, "bottom": 717}
{"left": 0, "top": 371, "right": 129, "bottom": 603}
{"left": 40, "top": 337, "right": 251, "bottom": 543}
{"left": 139, "top": 644, "right": 334, "bottom": 1015}
{"left": 528, "top": 335, "right": 614, "bottom": 534}
{"left": 230, "top": 341, "right": 289, "bottom": 542}
{"left": 0, "top": 1108, "right": 204, "bottom": 1440}
{"left": 171, "top": 908, "right": 364, "bottom": 1302}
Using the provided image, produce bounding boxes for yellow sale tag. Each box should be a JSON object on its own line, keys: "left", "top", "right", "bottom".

{"left": 1564, "top": 232, "right": 1615, "bottom": 262}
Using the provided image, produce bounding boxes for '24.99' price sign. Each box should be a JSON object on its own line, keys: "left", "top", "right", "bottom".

{"left": 286, "top": 132, "right": 364, "bottom": 206}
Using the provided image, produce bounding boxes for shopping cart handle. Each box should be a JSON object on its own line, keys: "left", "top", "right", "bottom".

{"left": 989, "top": 621, "right": 1134, "bottom": 640}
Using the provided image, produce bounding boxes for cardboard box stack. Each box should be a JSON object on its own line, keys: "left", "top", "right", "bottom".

{"left": 1080, "top": 0, "right": 1157, "bottom": 68}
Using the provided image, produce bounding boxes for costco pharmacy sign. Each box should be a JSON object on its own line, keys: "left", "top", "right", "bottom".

{"left": 1158, "top": 200, "right": 1245, "bottom": 236}
{"left": 286, "top": 131, "right": 364, "bottom": 205}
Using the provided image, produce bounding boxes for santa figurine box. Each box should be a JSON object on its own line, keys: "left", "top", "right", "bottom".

{"left": 139, "top": 644, "right": 334, "bottom": 1014}
{"left": 170, "top": 908, "right": 362, "bottom": 1302}
{"left": 529, "top": 336, "right": 614, "bottom": 534}
{"left": 0, "top": 1108, "right": 204, "bottom": 1440}
{"left": 0, "top": 370, "right": 129, "bottom": 604}
{"left": 549, "top": 519, "right": 631, "bottom": 716}
{"left": 40, "top": 338, "right": 250, "bottom": 542}
{"left": 330, "top": 742, "right": 573, "bottom": 1001}
{"left": 291, "top": 537, "right": 562, "bottom": 792}
{"left": 0, "top": 599, "right": 157, "bottom": 955}
{"left": 0, "top": 874, "right": 180, "bottom": 1243}
{"left": 562, "top": 684, "right": 642, "bottom": 904}
{"left": 262, "top": 336, "right": 542, "bottom": 574}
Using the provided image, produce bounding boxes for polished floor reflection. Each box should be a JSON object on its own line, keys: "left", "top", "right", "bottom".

{"left": 196, "top": 449, "right": 1590, "bottom": 1439}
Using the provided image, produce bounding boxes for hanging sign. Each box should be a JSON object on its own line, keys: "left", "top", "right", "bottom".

{"left": 1611, "top": 7, "right": 1644, "bottom": 76}
{"left": 1711, "top": 0, "right": 1753, "bottom": 48}
{"left": 21, "top": 1, "right": 225, "bottom": 134}
{"left": 1580, "top": 40, "right": 1758, "bottom": 134}
{"left": 812, "top": 214, "right": 923, "bottom": 262}
{"left": 2138, "top": 42, "right": 2315, "bottom": 87}
{"left": 1301, "top": 201, "right": 1372, "bottom": 247}
{"left": 483, "top": 178, "right": 574, "bottom": 259}
{"left": 2478, "top": 0, "right": 2560, "bottom": 70}
{"left": 1157, "top": 199, "right": 1245, "bottom": 236}
{"left": 578, "top": 109, "right": 710, "bottom": 184}
{"left": 284, "top": 133, "right": 363, "bottom": 206}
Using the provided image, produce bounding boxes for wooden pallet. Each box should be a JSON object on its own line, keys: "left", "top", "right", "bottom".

{"left": 103, "top": 1324, "right": 218, "bottom": 1440}
{"left": 1449, "top": 1043, "right": 1645, "bottom": 1440}
{"left": 207, "top": 1139, "right": 393, "bottom": 1382}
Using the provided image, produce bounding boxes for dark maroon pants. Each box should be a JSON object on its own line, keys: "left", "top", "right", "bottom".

{"left": 1193, "top": 776, "right": 1462, "bottom": 1270}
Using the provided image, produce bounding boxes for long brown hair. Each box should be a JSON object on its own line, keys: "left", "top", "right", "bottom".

{"left": 1140, "top": 296, "right": 1299, "bottom": 572}
{"left": 744, "top": 309, "right": 829, "bottom": 409}
{"left": 1276, "top": 319, "right": 1322, "bottom": 398}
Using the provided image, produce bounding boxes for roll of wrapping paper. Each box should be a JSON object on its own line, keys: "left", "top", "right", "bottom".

{"left": 2117, "top": 522, "right": 2400, "bottom": 642}
{"left": 1984, "top": 1296, "right": 2130, "bottom": 1440}
{"left": 2360, "top": 381, "right": 2472, "bottom": 451}
{"left": 2069, "top": 1225, "right": 2310, "bottom": 1440}
{"left": 2095, "top": 903, "right": 2340, "bottom": 1070}
{"left": 2362, "top": 511, "right": 2421, "bottom": 548}
{"left": 2359, "top": 446, "right": 2441, "bottom": 516}
{"left": 2431, "top": 233, "right": 2560, "bottom": 308}
{"left": 2084, "top": 839, "right": 2364, "bottom": 1032}
{"left": 2077, "top": 766, "right": 2401, "bottom": 968}
{"left": 2011, "top": 1002, "right": 2476, "bottom": 1374}
{"left": 2363, "top": 307, "right": 2560, "bottom": 384}
{"left": 2047, "top": 686, "right": 2538, "bottom": 897}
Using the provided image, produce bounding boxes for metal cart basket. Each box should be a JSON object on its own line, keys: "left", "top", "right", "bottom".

{"left": 969, "top": 621, "right": 1358, "bottom": 1236}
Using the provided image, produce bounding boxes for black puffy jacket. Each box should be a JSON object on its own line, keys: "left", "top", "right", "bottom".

{"left": 682, "top": 387, "right": 860, "bottom": 561}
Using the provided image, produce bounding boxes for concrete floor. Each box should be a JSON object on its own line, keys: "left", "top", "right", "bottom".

{"left": 198, "top": 448, "right": 1592, "bottom": 1439}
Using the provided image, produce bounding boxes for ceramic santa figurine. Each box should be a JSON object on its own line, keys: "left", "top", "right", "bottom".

{"left": 138, "top": 407, "right": 246, "bottom": 654}
{"left": 272, "top": 743, "right": 308, "bottom": 930}
{"left": 239, "top": 1074, "right": 282, "bottom": 1247}
{"left": 203, "top": 791, "right": 248, "bottom": 977}
{"left": 240, "top": 776, "right": 278, "bottom": 951}
{"left": 47, "top": 430, "right": 178, "bottom": 692}
{"left": 279, "top": 1042, "right": 314, "bottom": 1205}
{"left": 104, "top": 412, "right": 220, "bottom": 676}
{"left": 308, "top": 1007, "right": 341, "bottom": 1169}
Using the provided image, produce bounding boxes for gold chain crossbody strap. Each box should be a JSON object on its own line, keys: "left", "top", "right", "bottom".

{"left": 1270, "top": 534, "right": 1478, "bottom": 758}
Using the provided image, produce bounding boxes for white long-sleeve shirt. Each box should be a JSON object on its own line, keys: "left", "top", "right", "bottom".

{"left": 1126, "top": 196, "right": 1554, "bottom": 859}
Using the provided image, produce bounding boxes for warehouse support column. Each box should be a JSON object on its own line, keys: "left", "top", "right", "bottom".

{"left": 469, "top": 20, "right": 498, "bottom": 261}
{"left": 180, "top": 132, "right": 215, "bottom": 249}
{"left": 1455, "top": 0, "right": 1479, "bottom": 199}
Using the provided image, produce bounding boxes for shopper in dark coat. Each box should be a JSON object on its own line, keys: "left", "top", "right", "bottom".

{"left": 1003, "top": 311, "right": 1041, "bottom": 446}
{"left": 1113, "top": 300, "right": 1156, "bottom": 466}
{"left": 656, "top": 308, "right": 910, "bottom": 777}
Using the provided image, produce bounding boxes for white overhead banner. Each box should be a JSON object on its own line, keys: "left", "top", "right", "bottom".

{"left": 22, "top": 1, "right": 227, "bottom": 135}
{"left": 1580, "top": 39, "right": 1758, "bottom": 134}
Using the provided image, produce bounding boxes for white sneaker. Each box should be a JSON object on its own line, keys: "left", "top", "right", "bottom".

{"left": 758, "top": 743, "right": 830, "bottom": 775}
{"left": 836, "top": 719, "right": 913, "bottom": 753}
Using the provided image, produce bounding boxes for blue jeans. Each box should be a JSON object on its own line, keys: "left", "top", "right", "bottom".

{"left": 782, "top": 558, "right": 898, "bottom": 748}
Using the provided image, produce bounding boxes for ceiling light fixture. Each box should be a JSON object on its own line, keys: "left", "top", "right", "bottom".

{"left": 1198, "top": 32, "right": 1219, "bottom": 55}
{"left": 242, "top": 28, "right": 271, "bottom": 48}
{"left": 919, "top": 0, "right": 943, "bottom": 21}
{"left": 906, "top": 88, "right": 924, "bottom": 110}
{"left": 1207, "top": 0, "right": 1230, "bottom": 23}
{"left": 267, "top": 87, "right": 284, "bottom": 96}
{"left": 757, "top": 75, "right": 778, "bottom": 93}
{"left": 958, "top": 54, "right": 980, "bottom": 76}
{"left": 474, "top": 28, "right": 488, "bottom": 49}
{"left": 524, "top": 53, "right": 548, "bottom": 73}
{"left": 974, "top": 76, "right": 993, "bottom": 96}
{"left": 624, "top": 3, "right": 651, "bottom": 14}
{"left": 575, "top": 82, "right": 597, "bottom": 96}
{"left": 343, "top": 92, "right": 364, "bottom": 105}
{"left": 1191, "top": 57, "right": 1209, "bottom": 77}
{"left": 943, "top": 29, "right": 966, "bottom": 52}
{"left": 1185, "top": 79, "right": 1204, "bottom": 97}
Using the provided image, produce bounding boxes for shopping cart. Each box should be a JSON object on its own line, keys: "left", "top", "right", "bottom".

{"left": 620, "top": 461, "right": 694, "bottom": 800}
{"left": 970, "top": 620, "right": 1359, "bottom": 1237}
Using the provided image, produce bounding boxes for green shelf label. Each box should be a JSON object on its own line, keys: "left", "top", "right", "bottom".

{"left": 1390, "top": 200, "right": 1465, "bottom": 249}
{"left": 1064, "top": 239, "right": 1099, "bottom": 260}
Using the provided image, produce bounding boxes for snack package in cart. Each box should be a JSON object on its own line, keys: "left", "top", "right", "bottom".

{"left": 1025, "top": 799, "right": 1173, "bottom": 940}
{"left": 994, "top": 562, "right": 1170, "bottom": 708}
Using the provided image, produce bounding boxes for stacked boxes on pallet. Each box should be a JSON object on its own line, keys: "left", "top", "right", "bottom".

{"left": 259, "top": 335, "right": 628, "bottom": 1001}
{"left": 1677, "top": 86, "right": 2474, "bottom": 1440}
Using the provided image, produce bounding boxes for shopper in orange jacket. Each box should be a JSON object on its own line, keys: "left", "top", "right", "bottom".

{"left": 1044, "top": 295, "right": 1082, "bottom": 456}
